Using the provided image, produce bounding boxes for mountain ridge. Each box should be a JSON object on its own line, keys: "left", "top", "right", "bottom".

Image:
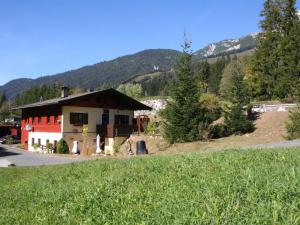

{"left": 0, "top": 34, "right": 258, "bottom": 100}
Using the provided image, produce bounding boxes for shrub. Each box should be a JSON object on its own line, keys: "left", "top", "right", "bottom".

{"left": 208, "top": 124, "right": 229, "bottom": 139}
{"left": 46, "top": 143, "right": 54, "bottom": 153}
{"left": 286, "top": 107, "right": 300, "bottom": 140}
{"left": 199, "top": 93, "right": 222, "bottom": 125}
{"left": 57, "top": 139, "right": 69, "bottom": 154}
{"left": 32, "top": 143, "right": 40, "bottom": 151}
{"left": 224, "top": 104, "right": 254, "bottom": 135}
{"left": 6, "top": 137, "right": 14, "bottom": 145}
{"left": 145, "top": 120, "right": 158, "bottom": 135}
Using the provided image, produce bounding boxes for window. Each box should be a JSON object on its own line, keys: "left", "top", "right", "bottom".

{"left": 31, "top": 138, "right": 34, "bottom": 146}
{"left": 38, "top": 139, "right": 41, "bottom": 146}
{"left": 70, "top": 113, "right": 88, "bottom": 126}
{"left": 47, "top": 116, "right": 51, "bottom": 124}
{"left": 115, "top": 115, "right": 129, "bottom": 125}
{"left": 38, "top": 116, "right": 42, "bottom": 124}
{"left": 46, "top": 139, "right": 49, "bottom": 144}
{"left": 54, "top": 115, "right": 59, "bottom": 124}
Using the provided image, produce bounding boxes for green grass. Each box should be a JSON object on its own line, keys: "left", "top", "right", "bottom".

{"left": 1, "top": 149, "right": 300, "bottom": 224}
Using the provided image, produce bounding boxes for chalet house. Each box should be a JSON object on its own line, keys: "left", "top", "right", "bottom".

{"left": 17, "top": 87, "right": 151, "bottom": 153}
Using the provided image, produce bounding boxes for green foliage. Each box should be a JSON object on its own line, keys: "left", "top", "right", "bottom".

{"left": 194, "top": 61, "right": 210, "bottom": 92}
{"left": 1, "top": 149, "right": 300, "bottom": 224}
{"left": 208, "top": 124, "right": 229, "bottom": 139}
{"left": 32, "top": 143, "right": 40, "bottom": 151}
{"left": 145, "top": 120, "right": 158, "bottom": 135}
{"left": 117, "top": 83, "right": 143, "bottom": 99}
{"left": 162, "top": 38, "right": 205, "bottom": 143}
{"left": 285, "top": 107, "right": 300, "bottom": 140}
{"left": 6, "top": 136, "right": 14, "bottom": 145}
{"left": 248, "top": 0, "right": 300, "bottom": 100}
{"left": 224, "top": 103, "right": 254, "bottom": 135}
{"left": 0, "top": 100, "right": 9, "bottom": 122}
{"left": 14, "top": 83, "right": 62, "bottom": 107}
{"left": 208, "top": 57, "right": 231, "bottom": 94}
{"left": 220, "top": 58, "right": 246, "bottom": 101}
{"left": 57, "top": 139, "right": 69, "bottom": 154}
{"left": 223, "top": 67, "right": 254, "bottom": 135}
{"left": 1, "top": 49, "right": 181, "bottom": 100}
{"left": 199, "top": 93, "right": 222, "bottom": 125}
{"left": 46, "top": 143, "right": 54, "bottom": 153}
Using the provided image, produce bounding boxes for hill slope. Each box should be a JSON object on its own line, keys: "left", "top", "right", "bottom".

{"left": 1, "top": 148, "right": 300, "bottom": 224}
{"left": 0, "top": 33, "right": 258, "bottom": 100}
{"left": 193, "top": 33, "right": 257, "bottom": 61}
{"left": 0, "top": 49, "right": 181, "bottom": 99}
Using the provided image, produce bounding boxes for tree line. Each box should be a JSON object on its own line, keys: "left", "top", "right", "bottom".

{"left": 162, "top": 0, "right": 300, "bottom": 143}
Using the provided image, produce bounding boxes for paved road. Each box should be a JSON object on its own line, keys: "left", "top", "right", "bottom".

{"left": 0, "top": 144, "right": 89, "bottom": 167}
{"left": 248, "top": 139, "right": 300, "bottom": 149}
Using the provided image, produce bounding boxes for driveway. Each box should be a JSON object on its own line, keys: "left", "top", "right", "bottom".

{"left": 0, "top": 144, "right": 89, "bottom": 167}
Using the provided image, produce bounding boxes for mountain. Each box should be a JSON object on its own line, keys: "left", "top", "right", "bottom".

{"left": 193, "top": 33, "right": 257, "bottom": 61}
{"left": 0, "top": 34, "right": 258, "bottom": 100}
{"left": 0, "top": 49, "right": 181, "bottom": 100}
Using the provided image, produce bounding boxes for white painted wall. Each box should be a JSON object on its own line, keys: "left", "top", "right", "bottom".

{"left": 61, "top": 106, "right": 134, "bottom": 150}
{"left": 62, "top": 106, "right": 134, "bottom": 133}
{"left": 28, "top": 132, "right": 62, "bottom": 152}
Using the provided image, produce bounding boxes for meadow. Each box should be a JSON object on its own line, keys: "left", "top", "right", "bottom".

{"left": 1, "top": 148, "right": 300, "bottom": 224}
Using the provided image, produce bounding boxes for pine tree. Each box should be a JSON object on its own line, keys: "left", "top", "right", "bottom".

{"left": 224, "top": 65, "right": 254, "bottom": 135}
{"left": 162, "top": 37, "right": 205, "bottom": 143}
{"left": 249, "top": 0, "right": 282, "bottom": 99}
{"left": 275, "top": 0, "right": 300, "bottom": 98}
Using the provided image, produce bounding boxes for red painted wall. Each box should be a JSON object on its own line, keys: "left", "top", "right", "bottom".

{"left": 21, "top": 106, "right": 62, "bottom": 149}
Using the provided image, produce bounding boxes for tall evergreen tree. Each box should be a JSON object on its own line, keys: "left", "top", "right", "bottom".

{"left": 275, "top": 0, "right": 300, "bottom": 98}
{"left": 224, "top": 69, "right": 254, "bottom": 135}
{"left": 162, "top": 37, "right": 205, "bottom": 143}
{"left": 249, "top": 0, "right": 282, "bottom": 99}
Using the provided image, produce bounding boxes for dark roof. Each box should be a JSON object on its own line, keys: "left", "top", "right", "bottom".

{"left": 15, "top": 88, "right": 152, "bottom": 111}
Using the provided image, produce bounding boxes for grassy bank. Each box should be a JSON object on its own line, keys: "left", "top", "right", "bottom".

{"left": 1, "top": 149, "right": 300, "bottom": 224}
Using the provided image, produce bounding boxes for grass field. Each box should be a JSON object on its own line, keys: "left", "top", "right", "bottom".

{"left": 1, "top": 148, "right": 300, "bottom": 224}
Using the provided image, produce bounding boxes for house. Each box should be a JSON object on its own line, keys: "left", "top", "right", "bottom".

{"left": 17, "top": 87, "right": 151, "bottom": 153}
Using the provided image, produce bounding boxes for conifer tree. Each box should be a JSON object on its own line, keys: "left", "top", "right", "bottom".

{"left": 275, "top": 0, "right": 300, "bottom": 98}
{"left": 249, "top": 0, "right": 282, "bottom": 99}
{"left": 224, "top": 69, "right": 254, "bottom": 135}
{"left": 162, "top": 37, "right": 205, "bottom": 143}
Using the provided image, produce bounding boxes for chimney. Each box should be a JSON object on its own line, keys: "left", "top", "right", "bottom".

{"left": 61, "top": 86, "right": 69, "bottom": 98}
{"left": 87, "top": 88, "right": 94, "bottom": 92}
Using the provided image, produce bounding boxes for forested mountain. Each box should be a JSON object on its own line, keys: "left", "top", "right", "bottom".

{"left": 0, "top": 34, "right": 258, "bottom": 100}
{"left": 1, "top": 49, "right": 181, "bottom": 100}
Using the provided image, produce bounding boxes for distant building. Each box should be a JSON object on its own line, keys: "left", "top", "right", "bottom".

{"left": 16, "top": 88, "right": 151, "bottom": 153}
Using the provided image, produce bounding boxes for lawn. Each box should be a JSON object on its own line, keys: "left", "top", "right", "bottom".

{"left": 1, "top": 149, "right": 300, "bottom": 224}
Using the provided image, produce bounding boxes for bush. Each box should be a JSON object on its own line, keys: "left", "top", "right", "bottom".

{"left": 286, "top": 107, "right": 300, "bottom": 140}
{"left": 46, "top": 143, "right": 54, "bottom": 153}
{"left": 57, "top": 139, "right": 69, "bottom": 154}
{"left": 145, "top": 120, "right": 158, "bottom": 135}
{"left": 224, "top": 104, "right": 254, "bottom": 135}
{"left": 32, "top": 143, "right": 40, "bottom": 151}
{"left": 200, "top": 93, "right": 222, "bottom": 125}
{"left": 6, "top": 137, "right": 14, "bottom": 145}
{"left": 208, "top": 124, "right": 229, "bottom": 139}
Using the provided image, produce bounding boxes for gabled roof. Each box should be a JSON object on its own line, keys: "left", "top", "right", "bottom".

{"left": 15, "top": 88, "right": 152, "bottom": 111}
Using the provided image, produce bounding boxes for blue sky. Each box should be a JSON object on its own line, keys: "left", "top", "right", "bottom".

{"left": 0, "top": 0, "right": 298, "bottom": 85}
